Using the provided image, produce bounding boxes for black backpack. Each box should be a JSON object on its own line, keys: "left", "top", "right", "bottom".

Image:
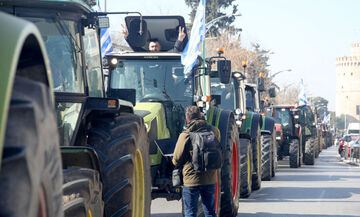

{"left": 185, "top": 126, "right": 223, "bottom": 172}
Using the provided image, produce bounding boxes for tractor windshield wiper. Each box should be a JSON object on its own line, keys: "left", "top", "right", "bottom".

{"left": 55, "top": 17, "right": 82, "bottom": 53}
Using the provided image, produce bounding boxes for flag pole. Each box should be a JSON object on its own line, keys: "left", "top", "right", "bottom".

{"left": 202, "top": 0, "right": 207, "bottom": 116}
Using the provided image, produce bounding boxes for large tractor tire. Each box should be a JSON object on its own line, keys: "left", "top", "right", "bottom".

{"left": 271, "top": 132, "right": 277, "bottom": 177}
{"left": 252, "top": 127, "right": 262, "bottom": 191}
{"left": 87, "top": 113, "right": 151, "bottom": 217}
{"left": 219, "top": 116, "right": 241, "bottom": 217}
{"left": 261, "top": 134, "right": 272, "bottom": 181}
{"left": 289, "top": 138, "right": 300, "bottom": 168}
{"left": 304, "top": 138, "right": 315, "bottom": 165}
{"left": 63, "top": 168, "right": 104, "bottom": 217}
{"left": 239, "top": 138, "right": 253, "bottom": 198}
{"left": 0, "top": 77, "right": 63, "bottom": 217}
{"left": 315, "top": 137, "right": 320, "bottom": 158}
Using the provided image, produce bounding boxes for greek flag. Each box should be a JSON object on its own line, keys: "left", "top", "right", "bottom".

{"left": 96, "top": 0, "right": 113, "bottom": 58}
{"left": 181, "top": 0, "right": 205, "bottom": 77}
{"left": 298, "top": 79, "right": 307, "bottom": 106}
{"left": 323, "top": 113, "right": 331, "bottom": 125}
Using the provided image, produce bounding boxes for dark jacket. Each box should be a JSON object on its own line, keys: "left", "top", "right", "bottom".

{"left": 172, "top": 119, "right": 221, "bottom": 186}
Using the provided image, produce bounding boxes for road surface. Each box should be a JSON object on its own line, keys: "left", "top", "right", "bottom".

{"left": 151, "top": 146, "right": 360, "bottom": 216}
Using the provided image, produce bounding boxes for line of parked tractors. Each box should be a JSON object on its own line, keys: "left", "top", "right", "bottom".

{"left": 0, "top": 1, "right": 334, "bottom": 217}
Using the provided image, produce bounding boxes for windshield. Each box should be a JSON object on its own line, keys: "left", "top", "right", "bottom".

{"left": 25, "top": 17, "right": 84, "bottom": 93}
{"left": 245, "top": 88, "right": 255, "bottom": 112}
{"left": 210, "top": 77, "right": 236, "bottom": 110}
{"left": 110, "top": 59, "right": 192, "bottom": 107}
{"left": 274, "top": 108, "right": 291, "bottom": 128}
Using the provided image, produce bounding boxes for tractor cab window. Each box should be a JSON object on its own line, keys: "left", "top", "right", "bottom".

{"left": 110, "top": 59, "right": 192, "bottom": 107}
{"left": 84, "top": 28, "right": 104, "bottom": 97}
{"left": 26, "top": 17, "right": 84, "bottom": 93}
{"left": 210, "top": 78, "right": 236, "bottom": 110}
{"left": 300, "top": 106, "right": 314, "bottom": 125}
{"left": 245, "top": 87, "right": 256, "bottom": 112}
{"left": 274, "top": 108, "right": 291, "bottom": 129}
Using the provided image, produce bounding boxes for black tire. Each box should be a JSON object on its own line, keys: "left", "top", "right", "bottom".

{"left": 289, "top": 139, "right": 300, "bottom": 168}
{"left": 0, "top": 77, "right": 63, "bottom": 217}
{"left": 261, "top": 134, "right": 272, "bottom": 181}
{"left": 304, "top": 138, "right": 315, "bottom": 165}
{"left": 240, "top": 138, "right": 253, "bottom": 198}
{"left": 271, "top": 133, "right": 277, "bottom": 178}
{"left": 315, "top": 137, "right": 320, "bottom": 158}
{"left": 87, "top": 113, "right": 151, "bottom": 217}
{"left": 252, "top": 126, "right": 262, "bottom": 191}
{"left": 63, "top": 168, "right": 104, "bottom": 217}
{"left": 219, "top": 116, "right": 241, "bottom": 217}
{"left": 340, "top": 149, "right": 345, "bottom": 158}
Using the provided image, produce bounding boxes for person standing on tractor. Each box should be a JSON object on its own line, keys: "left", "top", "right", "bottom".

{"left": 121, "top": 24, "right": 186, "bottom": 52}
{"left": 172, "top": 106, "right": 221, "bottom": 217}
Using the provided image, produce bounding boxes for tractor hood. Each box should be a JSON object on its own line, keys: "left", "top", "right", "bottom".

{"left": 125, "top": 15, "right": 188, "bottom": 52}
{"left": 134, "top": 102, "right": 170, "bottom": 140}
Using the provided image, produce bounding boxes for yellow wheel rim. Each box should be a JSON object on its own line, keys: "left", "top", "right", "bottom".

{"left": 132, "top": 149, "right": 145, "bottom": 217}
{"left": 88, "top": 209, "right": 93, "bottom": 217}
{"left": 247, "top": 151, "right": 251, "bottom": 184}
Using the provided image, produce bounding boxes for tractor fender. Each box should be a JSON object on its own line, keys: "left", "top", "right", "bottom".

{"left": 0, "top": 12, "right": 52, "bottom": 164}
{"left": 261, "top": 116, "right": 275, "bottom": 135}
{"left": 239, "top": 111, "right": 260, "bottom": 141}
{"left": 250, "top": 112, "right": 261, "bottom": 142}
{"left": 61, "top": 146, "right": 101, "bottom": 173}
{"left": 207, "top": 106, "right": 234, "bottom": 145}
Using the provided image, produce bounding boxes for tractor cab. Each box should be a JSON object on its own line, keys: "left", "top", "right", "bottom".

{"left": 106, "top": 16, "right": 190, "bottom": 201}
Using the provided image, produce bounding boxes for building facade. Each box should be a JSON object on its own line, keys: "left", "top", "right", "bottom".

{"left": 336, "top": 43, "right": 360, "bottom": 121}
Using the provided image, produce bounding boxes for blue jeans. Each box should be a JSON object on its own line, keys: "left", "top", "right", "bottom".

{"left": 182, "top": 184, "right": 216, "bottom": 217}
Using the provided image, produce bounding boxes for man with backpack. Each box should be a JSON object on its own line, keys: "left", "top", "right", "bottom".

{"left": 172, "top": 106, "right": 222, "bottom": 217}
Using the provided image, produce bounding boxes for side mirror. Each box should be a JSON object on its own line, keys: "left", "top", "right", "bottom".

{"left": 211, "top": 94, "right": 221, "bottom": 106}
{"left": 268, "top": 87, "right": 276, "bottom": 98}
{"left": 108, "top": 88, "right": 136, "bottom": 106}
{"left": 127, "top": 19, "right": 148, "bottom": 47}
{"left": 217, "top": 60, "right": 231, "bottom": 84}
{"left": 257, "top": 77, "right": 265, "bottom": 91}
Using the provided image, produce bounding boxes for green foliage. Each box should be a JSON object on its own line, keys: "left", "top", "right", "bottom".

{"left": 310, "top": 96, "right": 329, "bottom": 120}
{"left": 247, "top": 43, "right": 271, "bottom": 84}
{"left": 185, "top": 0, "right": 240, "bottom": 36}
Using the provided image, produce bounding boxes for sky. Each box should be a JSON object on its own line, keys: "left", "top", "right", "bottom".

{"left": 103, "top": 0, "right": 360, "bottom": 111}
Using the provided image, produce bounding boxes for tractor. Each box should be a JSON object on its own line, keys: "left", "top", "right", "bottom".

{"left": 270, "top": 105, "right": 303, "bottom": 168}
{"left": 238, "top": 67, "right": 278, "bottom": 190}
{"left": 106, "top": 17, "right": 241, "bottom": 216}
{"left": 298, "top": 105, "right": 317, "bottom": 165}
{"left": 0, "top": 1, "right": 151, "bottom": 217}
{"left": 212, "top": 70, "right": 255, "bottom": 199}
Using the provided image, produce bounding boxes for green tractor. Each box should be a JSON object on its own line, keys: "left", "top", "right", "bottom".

{"left": 1, "top": 1, "right": 151, "bottom": 217}
{"left": 236, "top": 73, "right": 277, "bottom": 197}
{"left": 298, "top": 105, "right": 317, "bottom": 165}
{"left": 210, "top": 69, "right": 254, "bottom": 199}
{"left": 106, "top": 18, "right": 241, "bottom": 216}
{"left": 0, "top": 12, "right": 63, "bottom": 217}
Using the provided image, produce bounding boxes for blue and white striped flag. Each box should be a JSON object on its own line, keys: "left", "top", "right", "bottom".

{"left": 181, "top": 0, "right": 205, "bottom": 77}
{"left": 95, "top": 0, "right": 113, "bottom": 58}
{"left": 323, "top": 113, "right": 331, "bottom": 125}
{"left": 298, "top": 79, "right": 307, "bottom": 106}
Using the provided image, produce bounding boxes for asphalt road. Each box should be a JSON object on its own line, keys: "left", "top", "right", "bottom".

{"left": 151, "top": 145, "right": 360, "bottom": 217}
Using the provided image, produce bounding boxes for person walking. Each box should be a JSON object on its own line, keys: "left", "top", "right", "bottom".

{"left": 172, "top": 106, "right": 221, "bottom": 217}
